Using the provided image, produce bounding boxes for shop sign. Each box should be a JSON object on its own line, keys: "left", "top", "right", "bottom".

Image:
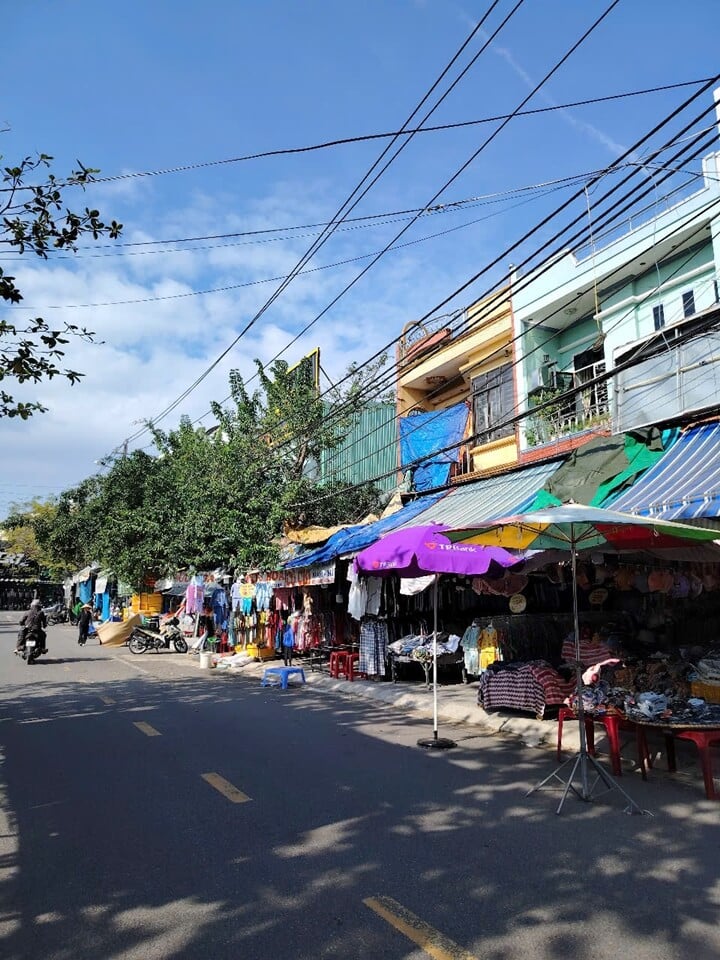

{"left": 278, "top": 562, "right": 336, "bottom": 587}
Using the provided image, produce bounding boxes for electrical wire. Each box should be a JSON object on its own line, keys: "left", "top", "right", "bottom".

{"left": 315, "top": 195, "right": 720, "bottom": 488}
{"left": 118, "top": 0, "right": 621, "bottom": 450}
{"left": 126, "top": 94, "right": 718, "bottom": 467}
{"left": 112, "top": 2, "right": 526, "bottom": 447}
{"left": 288, "top": 256, "right": 720, "bottom": 510}
{"left": 2, "top": 79, "right": 708, "bottom": 195}
{"left": 252, "top": 124, "right": 715, "bottom": 476}
{"left": 0, "top": 167, "right": 634, "bottom": 263}
{"left": 252, "top": 102, "right": 720, "bottom": 459}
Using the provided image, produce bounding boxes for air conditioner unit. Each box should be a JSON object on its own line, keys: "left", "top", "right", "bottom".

{"left": 551, "top": 371, "right": 574, "bottom": 392}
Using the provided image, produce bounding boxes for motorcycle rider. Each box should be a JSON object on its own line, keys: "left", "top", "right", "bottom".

{"left": 16, "top": 599, "right": 48, "bottom": 655}
{"left": 77, "top": 602, "right": 93, "bottom": 646}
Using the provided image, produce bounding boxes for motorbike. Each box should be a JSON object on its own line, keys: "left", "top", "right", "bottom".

{"left": 17, "top": 626, "right": 46, "bottom": 665}
{"left": 44, "top": 602, "right": 68, "bottom": 625}
{"left": 128, "top": 617, "right": 188, "bottom": 655}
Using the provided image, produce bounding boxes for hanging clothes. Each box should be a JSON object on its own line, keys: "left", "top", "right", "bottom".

{"left": 231, "top": 580, "right": 243, "bottom": 611}
{"left": 347, "top": 566, "right": 368, "bottom": 621}
{"left": 359, "top": 618, "right": 388, "bottom": 677}
{"left": 461, "top": 621, "right": 481, "bottom": 675}
{"left": 185, "top": 576, "right": 204, "bottom": 614}
{"left": 211, "top": 586, "right": 228, "bottom": 629}
{"left": 255, "top": 580, "right": 273, "bottom": 611}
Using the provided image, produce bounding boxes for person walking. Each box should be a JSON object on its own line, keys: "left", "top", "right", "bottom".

{"left": 78, "top": 603, "right": 93, "bottom": 646}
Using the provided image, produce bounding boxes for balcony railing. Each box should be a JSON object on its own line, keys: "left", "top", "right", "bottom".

{"left": 398, "top": 309, "right": 468, "bottom": 363}
{"left": 524, "top": 361, "right": 611, "bottom": 446}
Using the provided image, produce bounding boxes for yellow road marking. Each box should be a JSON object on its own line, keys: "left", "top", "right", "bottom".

{"left": 133, "top": 721, "right": 161, "bottom": 737}
{"left": 100, "top": 696, "right": 115, "bottom": 705}
{"left": 201, "top": 772, "right": 251, "bottom": 804}
{"left": 364, "top": 896, "right": 478, "bottom": 960}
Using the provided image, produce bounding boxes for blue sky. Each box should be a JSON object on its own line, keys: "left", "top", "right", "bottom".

{"left": 1, "top": 0, "right": 719, "bottom": 518}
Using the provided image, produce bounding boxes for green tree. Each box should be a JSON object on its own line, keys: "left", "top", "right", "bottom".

{"left": 0, "top": 154, "right": 122, "bottom": 418}
{"left": 20, "top": 357, "right": 390, "bottom": 585}
{"left": 2, "top": 497, "right": 61, "bottom": 576}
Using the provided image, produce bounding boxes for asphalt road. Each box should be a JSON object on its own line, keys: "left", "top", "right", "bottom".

{"left": 0, "top": 613, "right": 719, "bottom": 960}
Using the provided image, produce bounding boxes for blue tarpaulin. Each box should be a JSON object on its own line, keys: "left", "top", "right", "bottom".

{"left": 283, "top": 493, "right": 445, "bottom": 569}
{"left": 400, "top": 403, "right": 469, "bottom": 492}
{"left": 78, "top": 580, "right": 93, "bottom": 603}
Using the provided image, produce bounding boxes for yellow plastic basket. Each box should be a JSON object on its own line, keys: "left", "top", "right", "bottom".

{"left": 690, "top": 680, "right": 720, "bottom": 704}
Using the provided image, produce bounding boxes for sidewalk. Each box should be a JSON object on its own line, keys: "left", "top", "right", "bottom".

{"left": 205, "top": 653, "right": 583, "bottom": 751}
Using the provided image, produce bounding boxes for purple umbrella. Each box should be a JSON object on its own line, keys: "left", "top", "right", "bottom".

{"left": 354, "top": 523, "right": 521, "bottom": 578}
{"left": 355, "top": 524, "right": 522, "bottom": 750}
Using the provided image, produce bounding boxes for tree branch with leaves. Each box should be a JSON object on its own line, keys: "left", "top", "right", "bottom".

{"left": 0, "top": 154, "right": 122, "bottom": 418}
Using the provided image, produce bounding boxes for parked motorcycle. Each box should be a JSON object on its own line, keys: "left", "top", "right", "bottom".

{"left": 43, "top": 602, "right": 68, "bottom": 625}
{"left": 128, "top": 618, "right": 188, "bottom": 655}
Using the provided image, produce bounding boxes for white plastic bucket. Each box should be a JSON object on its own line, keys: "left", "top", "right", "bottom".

{"left": 199, "top": 651, "right": 214, "bottom": 669}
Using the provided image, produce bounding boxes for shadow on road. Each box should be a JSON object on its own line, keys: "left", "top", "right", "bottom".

{"left": 0, "top": 657, "right": 718, "bottom": 959}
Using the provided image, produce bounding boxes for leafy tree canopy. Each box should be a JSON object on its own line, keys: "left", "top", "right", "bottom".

{"left": 0, "top": 154, "right": 122, "bottom": 418}
{"left": 14, "top": 356, "right": 391, "bottom": 588}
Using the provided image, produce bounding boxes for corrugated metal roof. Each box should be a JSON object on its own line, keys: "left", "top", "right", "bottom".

{"left": 606, "top": 422, "right": 720, "bottom": 520}
{"left": 392, "top": 460, "right": 562, "bottom": 530}
{"left": 320, "top": 404, "right": 397, "bottom": 493}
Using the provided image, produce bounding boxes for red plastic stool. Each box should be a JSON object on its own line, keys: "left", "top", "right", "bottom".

{"left": 335, "top": 651, "right": 356, "bottom": 680}
{"left": 329, "top": 651, "right": 343, "bottom": 678}
{"left": 557, "top": 706, "right": 596, "bottom": 762}
{"left": 346, "top": 652, "right": 361, "bottom": 681}
{"left": 637, "top": 726, "right": 720, "bottom": 800}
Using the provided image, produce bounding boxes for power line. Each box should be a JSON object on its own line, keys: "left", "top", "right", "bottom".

{"left": 259, "top": 120, "right": 720, "bottom": 470}
{"left": 120, "top": 0, "right": 621, "bottom": 450}
{"left": 0, "top": 168, "right": 628, "bottom": 263}
{"left": 248, "top": 88, "right": 720, "bottom": 455}
{"left": 9, "top": 174, "right": 603, "bottom": 309}
{"left": 4, "top": 78, "right": 708, "bottom": 193}
{"left": 289, "top": 258, "right": 720, "bottom": 510}
{"left": 116, "top": 2, "right": 525, "bottom": 448}
{"left": 319, "top": 194, "right": 720, "bottom": 486}
{"left": 127, "top": 83, "right": 717, "bottom": 468}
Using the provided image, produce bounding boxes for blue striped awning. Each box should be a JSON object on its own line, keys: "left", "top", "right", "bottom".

{"left": 607, "top": 422, "right": 720, "bottom": 521}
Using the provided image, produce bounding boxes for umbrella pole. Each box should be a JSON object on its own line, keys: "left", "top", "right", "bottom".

{"left": 527, "top": 525, "right": 644, "bottom": 815}
{"left": 571, "top": 538, "right": 591, "bottom": 799}
{"left": 417, "top": 575, "right": 456, "bottom": 751}
{"left": 433, "top": 573, "right": 438, "bottom": 737}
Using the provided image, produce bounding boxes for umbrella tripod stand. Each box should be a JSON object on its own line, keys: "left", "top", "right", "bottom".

{"left": 526, "top": 541, "right": 645, "bottom": 815}
{"left": 528, "top": 742, "right": 645, "bottom": 815}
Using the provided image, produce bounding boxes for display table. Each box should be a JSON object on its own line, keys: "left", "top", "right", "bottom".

{"left": 633, "top": 719, "right": 720, "bottom": 800}
{"left": 389, "top": 650, "right": 465, "bottom": 686}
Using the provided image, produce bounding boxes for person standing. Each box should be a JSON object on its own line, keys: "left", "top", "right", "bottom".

{"left": 78, "top": 603, "right": 93, "bottom": 646}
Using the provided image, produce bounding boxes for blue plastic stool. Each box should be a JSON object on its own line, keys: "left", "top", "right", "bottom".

{"left": 261, "top": 666, "right": 306, "bottom": 690}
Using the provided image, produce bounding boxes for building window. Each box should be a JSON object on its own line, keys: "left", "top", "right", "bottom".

{"left": 682, "top": 289, "right": 695, "bottom": 318}
{"left": 653, "top": 304, "right": 665, "bottom": 330}
{"left": 472, "top": 363, "right": 515, "bottom": 445}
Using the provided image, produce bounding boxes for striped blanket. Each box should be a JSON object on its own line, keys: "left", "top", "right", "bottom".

{"left": 560, "top": 638, "right": 613, "bottom": 666}
{"left": 478, "top": 661, "right": 576, "bottom": 719}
